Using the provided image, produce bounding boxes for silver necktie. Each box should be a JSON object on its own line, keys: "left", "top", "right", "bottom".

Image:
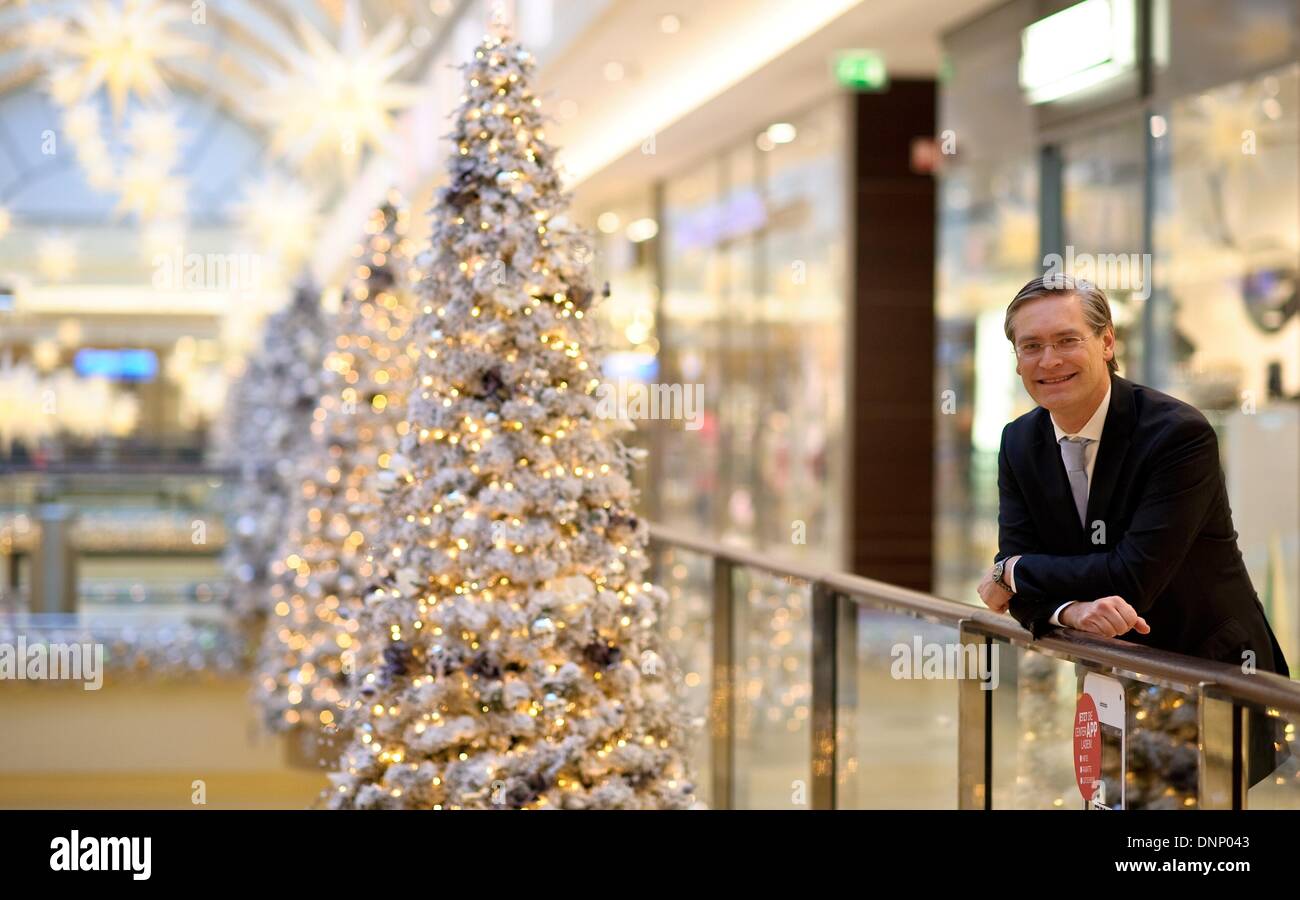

{"left": 1060, "top": 436, "right": 1093, "bottom": 528}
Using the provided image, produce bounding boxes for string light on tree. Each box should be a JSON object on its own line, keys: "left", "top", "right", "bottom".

{"left": 325, "top": 35, "right": 698, "bottom": 810}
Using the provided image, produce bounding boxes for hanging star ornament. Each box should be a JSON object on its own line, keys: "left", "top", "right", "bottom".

{"left": 53, "top": 0, "right": 198, "bottom": 119}
{"left": 115, "top": 160, "right": 187, "bottom": 222}
{"left": 115, "top": 109, "right": 187, "bottom": 222}
{"left": 36, "top": 234, "right": 78, "bottom": 282}
{"left": 232, "top": 174, "right": 320, "bottom": 273}
{"left": 125, "top": 108, "right": 184, "bottom": 169}
{"left": 252, "top": 1, "right": 420, "bottom": 175}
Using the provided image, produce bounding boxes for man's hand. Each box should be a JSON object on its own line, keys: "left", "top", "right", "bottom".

{"left": 1059, "top": 595, "right": 1151, "bottom": 638}
{"left": 977, "top": 566, "right": 1012, "bottom": 613}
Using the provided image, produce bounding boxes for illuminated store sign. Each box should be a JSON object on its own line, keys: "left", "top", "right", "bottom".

{"left": 74, "top": 349, "right": 158, "bottom": 381}
{"left": 1019, "top": 0, "right": 1137, "bottom": 104}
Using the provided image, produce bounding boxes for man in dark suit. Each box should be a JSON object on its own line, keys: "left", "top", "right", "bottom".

{"left": 976, "top": 274, "right": 1290, "bottom": 786}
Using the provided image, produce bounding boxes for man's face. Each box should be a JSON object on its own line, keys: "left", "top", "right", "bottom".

{"left": 1011, "top": 293, "right": 1114, "bottom": 415}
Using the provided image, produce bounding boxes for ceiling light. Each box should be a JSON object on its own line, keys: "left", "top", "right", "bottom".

{"left": 626, "top": 218, "right": 658, "bottom": 243}
{"left": 766, "top": 122, "right": 797, "bottom": 144}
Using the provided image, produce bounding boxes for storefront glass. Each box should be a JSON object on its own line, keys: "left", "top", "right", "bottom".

{"left": 1152, "top": 63, "right": 1300, "bottom": 669}
{"left": 656, "top": 98, "right": 849, "bottom": 569}
{"left": 934, "top": 157, "right": 1039, "bottom": 601}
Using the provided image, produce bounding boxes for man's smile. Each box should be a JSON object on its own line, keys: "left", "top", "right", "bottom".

{"left": 1037, "top": 372, "right": 1077, "bottom": 385}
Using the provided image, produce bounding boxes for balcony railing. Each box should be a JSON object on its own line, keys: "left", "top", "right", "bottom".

{"left": 646, "top": 524, "right": 1300, "bottom": 810}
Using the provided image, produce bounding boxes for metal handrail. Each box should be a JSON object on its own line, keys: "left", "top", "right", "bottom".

{"left": 648, "top": 522, "right": 1299, "bottom": 710}
{"left": 647, "top": 522, "right": 1300, "bottom": 810}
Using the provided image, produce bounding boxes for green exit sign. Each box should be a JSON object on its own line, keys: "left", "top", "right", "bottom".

{"left": 834, "top": 50, "right": 888, "bottom": 91}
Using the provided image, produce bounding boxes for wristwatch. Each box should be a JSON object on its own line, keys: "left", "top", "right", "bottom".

{"left": 992, "top": 558, "right": 1013, "bottom": 592}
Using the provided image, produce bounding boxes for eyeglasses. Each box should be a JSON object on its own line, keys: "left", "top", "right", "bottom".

{"left": 1014, "top": 334, "right": 1091, "bottom": 360}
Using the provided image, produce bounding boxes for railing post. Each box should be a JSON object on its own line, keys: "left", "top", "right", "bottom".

{"left": 957, "top": 621, "right": 991, "bottom": 809}
{"left": 710, "top": 556, "right": 735, "bottom": 810}
{"left": 1197, "top": 687, "right": 1239, "bottom": 809}
{"left": 32, "top": 503, "right": 77, "bottom": 615}
{"left": 810, "top": 582, "right": 839, "bottom": 809}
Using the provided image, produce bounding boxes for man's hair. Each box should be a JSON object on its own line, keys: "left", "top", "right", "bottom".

{"left": 1004, "top": 274, "right": 1119, "bottom": 375}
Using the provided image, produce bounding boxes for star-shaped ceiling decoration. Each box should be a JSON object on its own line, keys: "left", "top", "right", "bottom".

{"left": 252, "top": 1, "right": 420, "bottom": 175}
{"left": 52, "top": 0, "right": 198, "bottom": 119}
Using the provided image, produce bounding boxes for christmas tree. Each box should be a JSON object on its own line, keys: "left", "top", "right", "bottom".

{"left": 220, "top": 283, "right": 330, "bottom": 639}
{"left": 254, "top": 198, "right": 419, "bottom": 734}
{"left": 326, "top": 35, "right": 698, "bottom": 810}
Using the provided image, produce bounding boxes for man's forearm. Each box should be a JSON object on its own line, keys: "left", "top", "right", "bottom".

{"left": 1005, "top": 556, "right": 1073, "bottom": 626}
{"left": 1010, "top": 551, "right": 1134, "bottom": 610}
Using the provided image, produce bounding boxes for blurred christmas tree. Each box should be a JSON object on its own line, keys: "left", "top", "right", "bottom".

{"left": 254, "top": 197, "right": 419, "bottom": 735}
{"left": 326, "top": 35, "right": 698, "bottom": 810}
{"left": 219, "top": 283, "right": 329, "bottom": 641}
{"left": 1124, "top": 682, "right": 1199, "bottom": 809}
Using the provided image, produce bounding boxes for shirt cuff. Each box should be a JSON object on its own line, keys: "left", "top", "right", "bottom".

{"left": 1005, "top": 556, "right": 1018, "bottom": 593}
{"left": 1049, "top": 601, "right": 1074, "bottom": 627}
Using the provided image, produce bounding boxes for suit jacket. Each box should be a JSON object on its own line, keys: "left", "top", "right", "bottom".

{"left": 996, "top": 374, "right": 1291, "bottom": 789}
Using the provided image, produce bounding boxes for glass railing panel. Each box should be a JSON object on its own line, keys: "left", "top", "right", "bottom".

{"left": 990, "top": 642, "right": 1080, "bottom": 809}
{"left": 732, "top": 565, "right": 811, "bottom": 808}
{"left": 1244, "top": 705, "right": 1300, "bottom": 809}
{"left": 838, "top": 606, "right": 959, "bottom": 808}
{"left": 990, "top": 643, "right": 1201, "bottom": 809}
{"left": 650, "top": 542, "right": 714, "bottom": 807}
{"left": 1123, "top": 679, "right": 1200, "bottom": 809}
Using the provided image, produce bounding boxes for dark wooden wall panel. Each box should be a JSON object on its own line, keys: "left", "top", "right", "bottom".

{"left": 847, "top": 79, "right": 937, "bottom": 591}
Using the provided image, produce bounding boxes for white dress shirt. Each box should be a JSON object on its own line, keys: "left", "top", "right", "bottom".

{"left": 1006, "top": 382, "right": 1112, "bottom": 625}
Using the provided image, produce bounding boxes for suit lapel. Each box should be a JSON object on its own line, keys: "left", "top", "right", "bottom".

{"left": 1085, "top": 375, "right": 1136, "bottom": 541}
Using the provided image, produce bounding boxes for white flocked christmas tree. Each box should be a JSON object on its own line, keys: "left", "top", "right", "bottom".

{"left": 220, "top": 283, "right": 330, "bottom": 640}
{"left": 254, "top": 197, "right": 419, "bottom": 735}
{"left": 325, "top": 34, "right": 699, "bottom": 810}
